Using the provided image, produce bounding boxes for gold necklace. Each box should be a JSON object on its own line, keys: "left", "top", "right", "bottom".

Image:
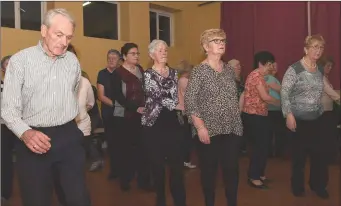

{"left": 302, "top": 57, "right": 316, "bottom": 69}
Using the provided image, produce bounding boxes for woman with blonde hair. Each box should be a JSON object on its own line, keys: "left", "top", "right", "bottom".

{"left": 281, "top": 34, "right": 330, "bottom": 199}
{"left": 185, "top": 29, "right": 243, "bottom": 206}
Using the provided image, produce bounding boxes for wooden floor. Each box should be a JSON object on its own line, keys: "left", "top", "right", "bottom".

{"left": 7, "top": 156, "right": 340, "bottom": 206}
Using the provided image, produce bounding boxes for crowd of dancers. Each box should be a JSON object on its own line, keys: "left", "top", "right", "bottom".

{"left": 1, "top": 8, "right": 340, "bottom": 206}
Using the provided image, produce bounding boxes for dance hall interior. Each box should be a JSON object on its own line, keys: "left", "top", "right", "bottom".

{"left": 1, "top": 1, "right": 340, "bottom": 206}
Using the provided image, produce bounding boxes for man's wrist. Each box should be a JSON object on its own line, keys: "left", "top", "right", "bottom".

{"left": 20, "top": 129, "right": 34, "bottom": 141}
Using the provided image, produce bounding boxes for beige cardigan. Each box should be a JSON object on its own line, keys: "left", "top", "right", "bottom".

{"left": 75, "top": 77, "right": 95, "bottom": 136}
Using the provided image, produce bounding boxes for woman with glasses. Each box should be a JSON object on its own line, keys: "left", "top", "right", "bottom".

{"left": 281, "top": 34, "right": 330, "bottom": 199}
{"left": 242, "top": 51, "right": 280, "bottom": 189}
{"left": 185, "top": 29, "right": 243, "bottom": 206}
{"left": 110, "top": 43, "right": 151, "bottom": 191}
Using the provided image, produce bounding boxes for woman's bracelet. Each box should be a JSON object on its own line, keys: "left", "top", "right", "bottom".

{"left": 196, "top": 125, "right": 205, "bottom": 131}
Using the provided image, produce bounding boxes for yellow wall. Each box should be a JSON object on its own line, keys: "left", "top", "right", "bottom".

{"left": 1, "top": 1, "right": 220, "bottom": 84}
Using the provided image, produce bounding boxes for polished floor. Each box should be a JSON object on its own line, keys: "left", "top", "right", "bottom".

{"left": 6, "top": 155, "right": 340, "bottom": 206}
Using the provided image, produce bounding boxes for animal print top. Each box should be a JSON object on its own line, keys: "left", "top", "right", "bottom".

{"left": 184, "top": 62, "right": 243, "bottom": 137}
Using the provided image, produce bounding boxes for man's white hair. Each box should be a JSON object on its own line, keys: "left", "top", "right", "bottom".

{"left": 148, "top": 39, "right": 168, "bottom": 55}
{"left": 43, "top": 8, "right": 76, "bottom": 29}
{"left": 228, "top": 59, "right": 240, "bottom": 67}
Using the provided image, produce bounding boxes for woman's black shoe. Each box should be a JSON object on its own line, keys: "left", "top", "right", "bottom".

{"left": 292, "top": 189, "right": 305, "bottom": 197}
{"left": 248, "top": 178, "right": 269, "bottom": 189}
{"left": 260, "top": 177, "right": 272, "bottom": 184}
{"left": 120, "top": 183, "right": 131, "bottom": 192}
{"left": 312, "top": 189, "right": 329, "bottom": 199}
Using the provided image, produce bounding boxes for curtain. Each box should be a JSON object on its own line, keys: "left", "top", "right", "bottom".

{"left": 310, "top": 2, "right": 341, "bottom": 89}
{"left": 221, "top": 2, "right": 307, "bottom": 81}
{"left": 220, "top": 2, "right": 255, "bottom": 78}
{"left": 252, "top": 2, "right": 307, "bottom": 80}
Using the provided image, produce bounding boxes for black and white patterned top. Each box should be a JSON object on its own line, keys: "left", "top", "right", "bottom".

{"left": 1, "top": 41, "right": 80, "bottom": 138}
{"left": 281, "top": 61, "right": 324, "bottom": 120}
{"left": 184, "top": 62, "right": 243, "bottom": 137}
{"left": 142, "top": 68, "right": 179, "bottom": 127}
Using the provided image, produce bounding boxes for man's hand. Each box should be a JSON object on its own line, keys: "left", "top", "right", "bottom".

{"left": 21, "top": 129, "right": 51, "bottom": 154}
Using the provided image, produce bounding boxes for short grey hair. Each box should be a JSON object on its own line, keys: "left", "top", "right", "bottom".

{"left": 148, "top": 39, "right": 168, "bottom": 55}
{"left": 43, "top": 8, "right": 76, "bottom": 29}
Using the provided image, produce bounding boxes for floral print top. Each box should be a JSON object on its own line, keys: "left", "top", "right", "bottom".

{"left": 142, "top": 68, "right": 179, "bottom": 127}
{"left": 242, "top": 69, "right": 269, "bottom": 116}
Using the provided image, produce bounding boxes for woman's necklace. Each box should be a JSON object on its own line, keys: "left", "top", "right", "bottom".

{"left": 302, "top": 57, "right": 317, "bottom": 70}
{"left": 153, "top": 65, "right": 169, "bottom": 77}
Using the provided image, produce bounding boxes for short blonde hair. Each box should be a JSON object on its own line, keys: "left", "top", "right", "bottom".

{"left": 304, "top": 34, "right": 325, "bottom": 48}
{"left": 200, "top": 29, "right": 226, "bottom": 52}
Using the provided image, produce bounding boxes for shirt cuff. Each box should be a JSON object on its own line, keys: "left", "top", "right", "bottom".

{"left": 11, "top": 122, "right": 32, "bottom": 139}
{"left": 282, "top": 106, "right": 291, "bottom": 118}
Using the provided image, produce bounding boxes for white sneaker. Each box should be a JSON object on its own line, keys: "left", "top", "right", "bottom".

{"left": 101, "top": 141, "right": 107, "bottom": 149}
{"left": 184, "top": 162, "right": 196, "bottom": 169}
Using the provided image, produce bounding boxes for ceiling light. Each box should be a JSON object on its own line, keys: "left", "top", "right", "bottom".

{"left": 83, "top": 1, "right": 91, "bottom": 7}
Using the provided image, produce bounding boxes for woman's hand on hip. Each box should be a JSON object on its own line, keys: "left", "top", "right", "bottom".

{"left": 137, "top": 107, "right": 146, "bottom": 114}
{"left": 197, "top": 126, "right": 210, "bottom": 144}
{"left": 286, "top": 113, "right": 296, "bottom": 132}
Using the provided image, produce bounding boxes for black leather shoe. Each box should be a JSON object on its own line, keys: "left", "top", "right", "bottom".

{"left": 138, "top": 184, "right": 155, "bottom": 192}
{"left": 292, "top": 189, "right": 305, "bottom": 197}
{"left": 120, "top": 183, "right": 131, "bottom": 192}
{"left": 312, "top": 189, "right": 329, "bottom": 199}
{"left": 248, "top": 179, "right": 269, "bottom": 189}
{"left": 107, "top": 173, "right": 118, "bottom": 180}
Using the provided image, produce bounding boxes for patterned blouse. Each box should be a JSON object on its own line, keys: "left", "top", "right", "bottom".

{"left": 243, "top": 69, "right": 269, "bottom": 116}
{"left": 141, "top": 68, "right": 179, "bottom": 127}
{"left": 184, "top": 63, "right": 243, "bottom": 137}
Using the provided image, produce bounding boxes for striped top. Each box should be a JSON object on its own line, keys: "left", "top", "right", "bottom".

{"left": 1, "top": 41, "right": 81, "bottom": 138}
